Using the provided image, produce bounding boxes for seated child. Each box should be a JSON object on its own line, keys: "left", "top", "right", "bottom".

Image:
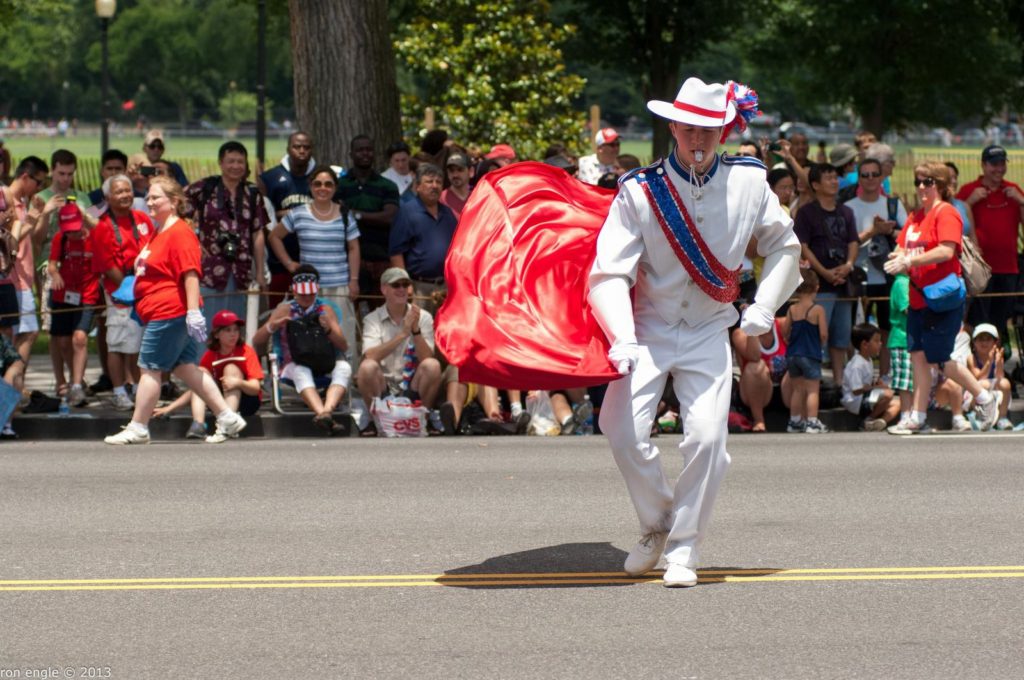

{"left": 842, "top": 323, "right": 900, "bottom": 430}
{"left": 965, "top": 323, "right": 1013, "bottom": 430}
{"left": 154, "top": 310, "right": 263, "bottom": 442}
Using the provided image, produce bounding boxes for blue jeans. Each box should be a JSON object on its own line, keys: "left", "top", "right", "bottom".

{"left": 815, "top": 292, "right": 853, "bottom": 349}
{"left": 138, "top": 316, "right": 203, "bottom": 371}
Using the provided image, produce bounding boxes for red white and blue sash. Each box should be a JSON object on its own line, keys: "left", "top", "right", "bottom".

{"left": 635, "top": 163, "right": 740, "bottom": 303}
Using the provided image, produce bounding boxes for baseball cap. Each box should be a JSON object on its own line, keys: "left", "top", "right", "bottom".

{"left": 594, "top": 128, "right": 620, "bottom": 147}
{"left": 58, "top": 204, "right": 83, "bottom": 233}
{"left": 485, "top": 144, "right": 516, "bottom": 161}
{"left": 972, "top": 323, "right": 1000, "bottom": 340}
{"left": 982, "top": 145, "right": 1007, "bottom": 164}
{"left": 212, "top": 310, "right": 243, "bottom": 330}
{"left": 143, "top": 130, "right": 165, "bottom": 147}
{"left": 445, "top": 153, "right": 468, "bottom": 169}
{"left": 829, "top": 143, "right": 858, "bottom": 168}
{"left": 381, "top": 267, "right": 412, "bottom": 286}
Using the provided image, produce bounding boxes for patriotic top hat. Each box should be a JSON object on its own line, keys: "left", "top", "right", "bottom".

{"left": 647, "top": 77, "right": 737, "bottom": 128}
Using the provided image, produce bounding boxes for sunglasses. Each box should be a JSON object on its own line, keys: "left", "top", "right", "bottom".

{"left": 32, "top": 175, "right": 51, "bottom": 189}
{"left": 147, "top": 142, "right": 164, "bottom": 149}
{"left": 311, "top": 180, "right": 335, "bottom": 188}
{"left": 859, "top": 171, "right": 881, "bottom": 179}
{"left": 913, "top": 177, "right": 936, "bottom": 188}
{"left": 388, "top": 281, "right": 412, "bottom": 288}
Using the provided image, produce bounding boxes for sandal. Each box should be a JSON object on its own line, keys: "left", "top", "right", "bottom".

{"left": 313, "top": 414, "right": 336, "bottom": 434}
{"left": 359, "top": 421, "right": 378, "bottom": 438}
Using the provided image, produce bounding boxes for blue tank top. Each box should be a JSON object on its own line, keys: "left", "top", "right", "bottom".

{"left": 787, "top": 306, "right": 822, "bottom": 360}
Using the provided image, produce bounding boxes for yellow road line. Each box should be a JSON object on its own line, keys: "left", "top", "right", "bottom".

{"left": 3, "top": 565, "right": 1022, "bottom": 586}
{"left": 0, "top": 567, "right": 1022, "bottom": 592}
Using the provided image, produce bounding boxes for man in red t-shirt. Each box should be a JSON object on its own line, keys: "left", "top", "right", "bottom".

{"left": 956, "top": 145, "right": 1024, "bottom": 349}
{"left": 47, "top": 216, "right": 101, "bottom": 406}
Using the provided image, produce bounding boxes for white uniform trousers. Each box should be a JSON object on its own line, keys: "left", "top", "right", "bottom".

{"left": 599, "top": 307, "right": 733, "bottom": 568}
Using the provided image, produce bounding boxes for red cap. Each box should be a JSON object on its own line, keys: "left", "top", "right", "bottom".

{"left": 212, "top": 310, "right": 243, "bottom": 330}
{"left": 594, "top": 128, "right": 620, "bottom": 146}
{"left": 58, "top": 203, "right": 83, "bottom": 233}
{"left": 485, "top": 144, "right": 516, "bottom": 161}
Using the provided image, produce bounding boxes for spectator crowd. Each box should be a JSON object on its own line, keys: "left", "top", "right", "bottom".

{"left": 0, "top": 123, "right": 1020, "bottom": 441}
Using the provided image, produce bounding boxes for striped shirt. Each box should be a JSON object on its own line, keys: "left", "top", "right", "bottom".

{"left": 281, "top": 204, "right": 361, "bottom": 287}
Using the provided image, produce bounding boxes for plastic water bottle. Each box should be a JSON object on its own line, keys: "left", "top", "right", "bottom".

{"left": 580, "top": 395, "right": 594, "bottom": 435}
{"left": 58, "top": 396, "right": 70, "bottom": 417}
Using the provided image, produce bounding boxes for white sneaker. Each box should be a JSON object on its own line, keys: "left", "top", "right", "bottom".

{"left": 803, "top": 418, "right": 830, "bottom": 433}
{"left": 111, "top": 392, "right": 135, "bottom": 411}
{"left": 973, "top": 391, "right": 1001, "bottom": 431}
{"left": 951, "top": 415, "right": 972, "bottom": 432}
{"left": 104, "top": 424, "right": 150, "bottom": 445}
{"left": 214, "top": 411, "right": 246, "bottom": 438}
{"left": 663, "top": 563, "right": 699, "bottom": 588}
{"left": 888, "top": 417, "right": 921, "bottom": 435}
{"left": 995, "top": 417, "right": 1014, "bottom": 431}
{"left": 624, "top": 531, "right": 667, "bottom": 575}
{"left": 862, "top": 417, "right": 887, "bottom": 431}
{"left": 205, "top": 431, "right": 229, "bottom": 444}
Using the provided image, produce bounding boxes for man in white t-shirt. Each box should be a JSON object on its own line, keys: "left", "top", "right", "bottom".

{"left": 381, "top": 141, "right": 413, "bottom": 197}
{"left": 843, "top": 156, "right": 907, "bottom": 376}
{"left": 577, "top": 128, "right": 621, "bottom": 185}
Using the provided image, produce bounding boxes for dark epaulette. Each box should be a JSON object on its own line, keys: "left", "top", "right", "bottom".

{"left": 618, "top": 158, "right": 664, "bottom": 185}
{"left": 720, "top": 152, "right": 767, "bottom": 171}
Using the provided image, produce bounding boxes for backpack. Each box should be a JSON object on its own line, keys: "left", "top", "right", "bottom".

{"left": 960, "top": 234, "right": 992, "bottom": 296}
{"left": 285, "top": 311, "right": 336, "bottom": 375}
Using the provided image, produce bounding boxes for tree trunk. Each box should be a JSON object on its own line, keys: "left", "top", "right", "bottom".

{"left": 647, "top": 51, "right": 677, "bottom": 162}
{"left": 288, "top": 0, "right": 401, "bottom": 170}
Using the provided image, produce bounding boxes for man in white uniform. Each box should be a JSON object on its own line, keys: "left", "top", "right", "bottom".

{"left": 588, "top": 77, "right": 801, "bottom": 587}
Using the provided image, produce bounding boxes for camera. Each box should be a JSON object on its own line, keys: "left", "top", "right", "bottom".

{"left": 769, "top": 141, "right": 782, "bottom": 152}
{"left": 217, "top": 231, "right": 241, "bottom": 261}
{"left": 140, "top": 166, "right": 157, "bottom": 177}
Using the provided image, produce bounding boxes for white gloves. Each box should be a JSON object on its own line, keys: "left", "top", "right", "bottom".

{"left": 588, "top": 277, "right": 639, "bottom": 376}
{"left": 608, "top": 342, "right": 639, "bottom": 375}
{"left": 740, "top": 303, "right": 774, "bottom": 337}
{"left": 883, "top": 253, "right": 911, "bottom": 275}
{"left": 186, "top": 309, "right": 208, "bottom": 343}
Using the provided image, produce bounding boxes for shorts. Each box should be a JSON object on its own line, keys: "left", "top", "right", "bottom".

{"left": 0, "top": 283, "right": 18, "bottom": 329}
{"left": 105, "top": 301, "right": 143, "bottom": 354}
{"left": 0, "top": 334, "right": 22, "bottom": 375}
{"left": 816, "top": 293, "right": 853, "bottom": 349}
{"left": 49, "top": 301, "right": 95, "bottom": 337}
{"left": 857, "top": 388, "right": 884, "bottom": 416}
{"left": 138, "top": 316, "right": 202, "bottom": 372}
{"left": 907, "top": 304, "right": 962, "bottom": 365}
{"left": 281, "top": 359, "right": 352, "bottom": 394}
{"left": 889, "top": 347, "right": 913, "bottom": 392}
{"left": 237, "top": 393, "right": 261, "bottom": 417}
{"left": 787, "top": 355, "right": 822, "bottom": 380}
{"left": 14, "top": 288, "right": 38, "bottom": 335}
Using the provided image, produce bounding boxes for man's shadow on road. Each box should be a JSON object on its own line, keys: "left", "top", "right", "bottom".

{"left": 441, "top": 542, "right": 770, "bottom": 589}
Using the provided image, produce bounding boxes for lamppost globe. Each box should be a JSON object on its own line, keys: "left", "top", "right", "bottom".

{"left": 95, "top": 0, "right": 116, "bottom": 18}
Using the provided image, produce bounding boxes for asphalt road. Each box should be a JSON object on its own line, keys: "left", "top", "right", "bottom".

{"left": 1, "top": 433, "right": 1022, "bottom": 679}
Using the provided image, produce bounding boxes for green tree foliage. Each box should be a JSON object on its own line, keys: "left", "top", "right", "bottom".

{"left": 218, "top": 89, "right": 272, "bottom": 128}
{"left": 0, "top": 0, "right": 293, "bottom": 125}
{"left": 748, "top": 0, "right": 1024, "bottom": 134}
{"left": 558, "top": 0, "right": 748, "bottom": 158}
{"left": 394, "top": 0, "right": 587, "bottom": 159}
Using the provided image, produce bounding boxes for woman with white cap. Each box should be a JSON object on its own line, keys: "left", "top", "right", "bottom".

{"left": 587, "top": 77, "right": 801, "bottom": 587}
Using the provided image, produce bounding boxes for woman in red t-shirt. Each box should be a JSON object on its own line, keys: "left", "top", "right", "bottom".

{"left": 884, "top": 161, "right": 999, "bottom": 433}
{"left": 105, "top": 176, "right": 246, "bottom": 445}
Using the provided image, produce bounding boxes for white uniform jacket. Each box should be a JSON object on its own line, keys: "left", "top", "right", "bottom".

{"left": 590, "top": 152, "right": 798, "bottom": 331}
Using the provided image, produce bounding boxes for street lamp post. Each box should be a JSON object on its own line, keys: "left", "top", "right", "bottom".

{"left": 95, "top": 0, "right": 117, "bottom": 155}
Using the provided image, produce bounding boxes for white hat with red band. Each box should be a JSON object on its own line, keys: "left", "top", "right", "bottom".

{"left": 647, "top": 77, "right": 737, "bottom": 128}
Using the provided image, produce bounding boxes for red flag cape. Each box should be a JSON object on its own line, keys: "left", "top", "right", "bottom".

{"left": 436, "top": 162, "right": 623, "bottom": 390}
